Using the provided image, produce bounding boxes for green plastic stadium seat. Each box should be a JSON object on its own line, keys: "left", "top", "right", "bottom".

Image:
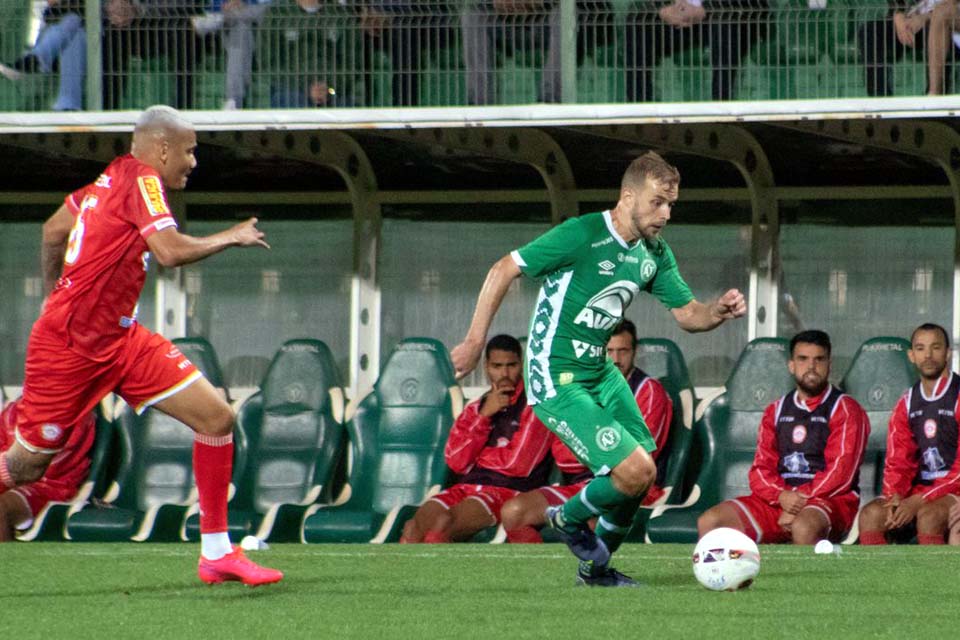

{"left": 174, "top": 336, "right": 229, "bottom": 396}
{"left": 619, "top": 338, "right": 698, "bottom": 541}
{"left": 65, "top": 338, "right": 231, "bottom": 542}
{"left": 301, "top": 337, "right": 462, "bottom": 543}
{"left": 65, "top": 400, "right": 199, "bottom": 542}
{"left": 839, "top": 337, "right": 916, "bottom": 511}
{"left": 645, "top": 338, "right": 795, "bottom": 543}
{"left": 17, "top": 404, "right": 116, "bottom": 542}
{"left": 185, "top": 339, "right": 346, "bottom": 542}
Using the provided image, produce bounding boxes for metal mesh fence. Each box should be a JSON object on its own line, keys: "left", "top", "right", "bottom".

{"left": 0, "top": 0, "right": 953, "bottom": 110}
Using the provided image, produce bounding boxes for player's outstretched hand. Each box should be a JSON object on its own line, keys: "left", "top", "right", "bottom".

{"left": 450, "top": 339, "right": 483, "bottom": 380}
{"left": 714, "top": 288, "right": 747, "bottom": 320}
{"left": 233, "top": 217, "right": 271, "bottom": 249}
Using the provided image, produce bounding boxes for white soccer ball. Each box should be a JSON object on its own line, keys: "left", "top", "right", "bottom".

{"left": 692, "top": 527, "right": 761, "bottom": 591}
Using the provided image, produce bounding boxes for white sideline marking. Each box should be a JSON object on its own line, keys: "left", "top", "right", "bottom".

{"left": 35, "top": 546, "right": 960, "bottom": 561}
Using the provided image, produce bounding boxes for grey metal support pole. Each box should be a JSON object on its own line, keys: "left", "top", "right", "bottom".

{"left": 560, "top": 0, "right": 577, "bottom": 104}
{"left": 85, "top": 0, "right": 102, "bottom": 111}
{"left": 156, "top": 193, "right": 187, "bottom": 338}
{"left": 197, "top": 130, "right": 382, "bottom": 396}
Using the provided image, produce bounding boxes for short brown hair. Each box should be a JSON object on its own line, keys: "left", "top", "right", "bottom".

{"left": 621, "top": 151, "right": 680, "bottom": 191}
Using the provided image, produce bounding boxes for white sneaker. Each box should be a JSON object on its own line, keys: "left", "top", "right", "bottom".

{"left": 0, "top": 63, "right": 23, "bottom": 82}
{"left": 192, "top": 12, "right": 224, "bottom": 36}
{"left": 222, "top": 99, "right": 237, "bottom": 110}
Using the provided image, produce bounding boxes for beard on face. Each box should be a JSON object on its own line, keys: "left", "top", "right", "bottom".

{"left": 796, "top": 371, "right": 827, "bottom": 397}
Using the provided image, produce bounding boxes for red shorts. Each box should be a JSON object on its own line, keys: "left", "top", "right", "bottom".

{"left": 537, "top": 481, "right": 665, "bottom": 506}
{"left": 429, "top": 484, "right": 520, "bottom": 522}
{"left": 727, "top": 493, "right": 860, "bottom": 543}
{"left": 9, "top": 480, "right": 80, "bottom": 528}
{"left": 538, "top": 481, "right": 589, "bottom": 506}
{"left": 18, "top": 323, "right": 200, "bottom": 452}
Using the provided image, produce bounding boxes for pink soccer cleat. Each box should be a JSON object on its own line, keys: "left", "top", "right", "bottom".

{"left": 197, "top": 546, "right": 284, "bottom": 586}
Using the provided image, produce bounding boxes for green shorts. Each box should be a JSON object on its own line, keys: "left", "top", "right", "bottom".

{"left": 531, "top": 361, "right": 656, "bottom": 476}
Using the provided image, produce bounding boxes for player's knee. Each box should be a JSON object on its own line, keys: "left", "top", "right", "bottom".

{"left": 916, "top": 503, "right": 947, "bottom": 533}
{"left": 1, "top": 451, "right": 46, "bottom": 486}
{"left": 697, "top": 509, "right": 721, "bottom": 538}
{"left": 617, "top": 455, "right": 655, "bottom": 497}
{"left": 858, "top": 500, "right": 886, "bottom": 530}
{"left": 197, "top": 404, "right": 235, "bottom": 437}
{"left": 790, "top": 516, "right": 823, "bottom": 545}
{"left": 500, "top": 499, "right": 524, "bottom": 531}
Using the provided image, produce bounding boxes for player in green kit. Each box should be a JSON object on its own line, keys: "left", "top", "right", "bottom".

{"left": 451, "top": 152, "right": 746, "bottom": 587}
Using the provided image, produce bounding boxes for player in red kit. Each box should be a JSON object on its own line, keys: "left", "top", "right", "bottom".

{"left": 860, "top": 323, "right": 960, "bottom": 545}
{"left": 400, "top": 335, "right": 554, "bottom": 543}
{"left": 0, "top": 105, "right": 281, "bottom": 585}
{"left": 697, "top": 330, "right": 870, "bottom": 544}
{"left": 500, "top": 320, "right": 672, "bottom": 545}
{"left": 0, "top": 398, "right": 95, "bottom": 541}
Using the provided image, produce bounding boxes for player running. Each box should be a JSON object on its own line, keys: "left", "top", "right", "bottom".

{"left": 451, "top": 152, "right": 746, "bottom": 586}
{"left": 0, "top": 105, "right": 282, "bottom": 586}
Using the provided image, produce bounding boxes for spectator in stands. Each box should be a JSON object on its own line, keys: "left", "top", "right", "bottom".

{"left": 859, "top": 323, "right": 960, "bottom": 545}
{"left": 625, "top": 0, "right": 767, "bottom": 101}
{"left": 0, "top": 1, "right": 86, "bottom": 111}
{"left": 460, "top": 0, "right": 563, "bottom": 105}
{"left": 359, "top": 0, "right": 452, "bottom": 106}
{"left": 400, "top": 334, "right": 554, "bottom": 543}
{"left": 265, "top": 0, "right": 355, "bottom": 108}
{"left": 500, "top": 320, "right": 673, "bottom": 543}
{"left": 697, "top": 330, "right": 870, "bottom": 544}
{"left": 192, "top": 0, "right": 272, "bottom": 109}
{"left": 103, "top": 0, "right": 208, "bottom": 110}
{"left": 0, "top": 398, "right": 95, "bottom": 541}
{"left": 925, "top": 0, "right": 960, "bottom": 94}
{"left": 858, "top": 0, "right": 945, "bottom": 96}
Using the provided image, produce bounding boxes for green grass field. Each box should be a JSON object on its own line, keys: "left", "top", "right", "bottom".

{"left": 3, "top": 543, "right": 958, "bottom": 639}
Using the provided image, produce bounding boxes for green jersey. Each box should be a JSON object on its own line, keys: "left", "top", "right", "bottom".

{"left": 512, "top": 210, "right": 694, "bottom": 404}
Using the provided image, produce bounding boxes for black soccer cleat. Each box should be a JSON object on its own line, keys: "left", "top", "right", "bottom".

{"left": 575, "top": 561, "right": 642, "bottom": 588}
{"left": 545, "top": 505, "right": 611, "bottom": 566}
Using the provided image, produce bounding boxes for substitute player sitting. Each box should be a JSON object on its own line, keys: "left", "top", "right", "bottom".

{"left": 0, "top": 397, "right": 95, "bottom": 542}
{"left": 401, "top": 335, "right": 553, "bottom": 543}
{"left": 860, "top": 323, "right": 960, "bottom": 545}
{"left": 0, "top": 105, "right": 281, "bottom": 585}
{"left": 698, "top": 330, "right": 870, "bottom": 544}
{"left": 500, "top": 320, "right": 673, "bottom": 543}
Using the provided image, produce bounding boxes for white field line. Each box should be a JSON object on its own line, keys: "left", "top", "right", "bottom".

{"left": 34, "top": 546, "right": 960, "bottom": 561}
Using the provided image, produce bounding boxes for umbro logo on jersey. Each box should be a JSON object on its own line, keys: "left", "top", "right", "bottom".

{"left": 95, "top": 174, "right": 112, "bottom": 188}
{"left": 598, "top": 260, "right": 615, "bottom": 275}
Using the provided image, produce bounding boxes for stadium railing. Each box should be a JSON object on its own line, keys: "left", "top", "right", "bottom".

{"left": 0, "top": 0, "right": 948, "bottom": 112}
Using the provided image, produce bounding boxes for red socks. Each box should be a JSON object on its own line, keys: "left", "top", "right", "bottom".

{"left": 422, "top": 530, "right": 451, "bottom": 544}
{"left": 917, "top": 533, "right": 946, "bottom": 545}
{"left": 857, "top": 530, "right": 887, "bottom": 545}
{"left": 193, "top": 432, "right": 233, "bottom": 534}
{"left": 506, "top": 526, "right": 543, "bottom": 544}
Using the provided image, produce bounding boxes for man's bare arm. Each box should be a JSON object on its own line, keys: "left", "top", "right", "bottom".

{"left": 41, "top": 204, "right": 74, "bottom": 295}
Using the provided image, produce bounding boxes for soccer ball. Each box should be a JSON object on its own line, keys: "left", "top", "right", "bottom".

{"left": 692, "top": 527, "right": 761, "bottom": 591}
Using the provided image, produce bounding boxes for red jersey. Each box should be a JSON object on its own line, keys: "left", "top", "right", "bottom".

{"left": 552, "top": 368, "right": 673, "bottom": 482}
{"left": 749, "top": 386, "right": 870, "bottom": 505}
{"left": 444, "top": 382, "right": 554, "bottom": 491}
{"left": 883, "top": 373, "right": 960, "bottom": 502}
{"left": 1, "top": 398, "right": 95, "bottom": 491}
{"left": 38, "top": 155, "right": 178, "bottom": 359}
